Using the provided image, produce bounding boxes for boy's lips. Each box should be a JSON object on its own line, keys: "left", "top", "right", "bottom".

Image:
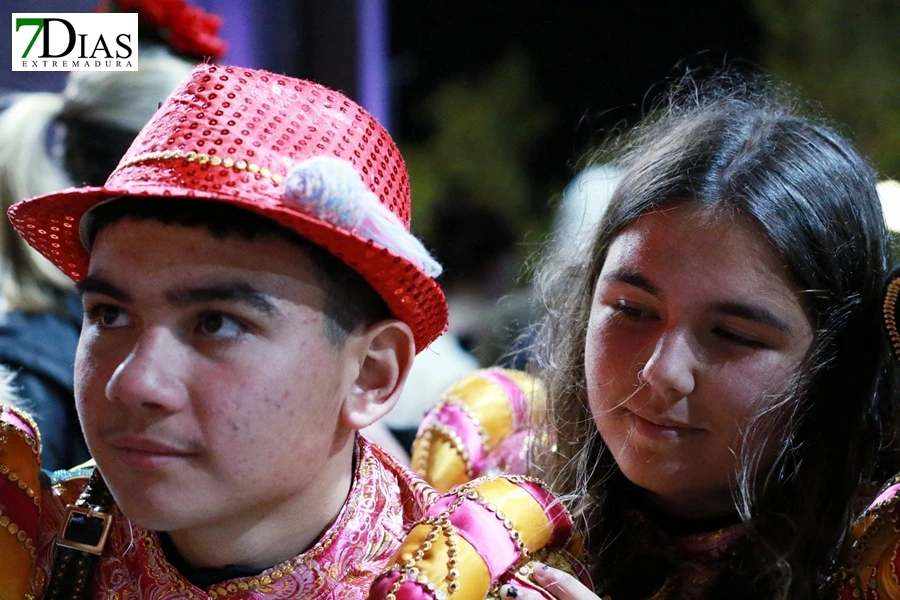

{"left": 103, "top": 432, "right": 198, "bottom": 468}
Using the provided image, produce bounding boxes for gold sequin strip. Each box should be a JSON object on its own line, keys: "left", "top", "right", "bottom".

{"left": 0, "top": 509, "right": 36, "bottom": 558}
{"left": 412, "top": 422, "right": 474, "bottom": 479}
{"left": 116, "top": 149, "right": 284, "bottom": 185}
{"left": 441, "top": 395, "right": 491, "bottom": 448}
{"left": 885, "top": 276, "right": 900, "bottom": 362}
{"left": 0, "top": 464, "right": 39, "bottom": 508}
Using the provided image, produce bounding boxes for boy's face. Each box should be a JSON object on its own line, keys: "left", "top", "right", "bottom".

{"left": 75, "top": 218, "right": 362, "bottom": 537}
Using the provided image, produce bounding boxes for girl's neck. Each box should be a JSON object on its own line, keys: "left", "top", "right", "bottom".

{"left": 636, "top": 493, "right": 743, "bottom": 536}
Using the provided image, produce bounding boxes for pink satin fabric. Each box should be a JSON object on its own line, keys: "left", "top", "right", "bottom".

{"left": 369, "top": 571, "right": 433, "bottom": 600}
{"left": 421, "top": 495, "right": 521, "bottom": 578}
{"left": 481, "top": 369, "right": 530, "bottom": 427}
{"left": 518, "top": 480, "right": 573, "bottom": 547}
{"left": 430, "top": 402, "right": 487, "bottom": 466}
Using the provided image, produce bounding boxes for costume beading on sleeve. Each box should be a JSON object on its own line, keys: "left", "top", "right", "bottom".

{"left": 834, "top": 264, "right": 900, "bottom": 597}
{"left": 382, "top": 369, "right": 590, "bottom": 600}
{"left": 0, "top": 404, "right": 42, "bottom": 600}
{"left": 370, "top": 474, "right": 585, "bottom": 600}
{"left": 411, "top": 368, "right": 544, "bottom": 493}
{"left": 833, "top": 473, "right": 900, "bottom": 599}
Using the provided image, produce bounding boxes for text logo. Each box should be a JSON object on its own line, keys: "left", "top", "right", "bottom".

{"left": 12, "top": 13, "right": 138, "bottom": 72}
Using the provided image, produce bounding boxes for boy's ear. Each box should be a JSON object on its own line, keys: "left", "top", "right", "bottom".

{"left": 341, "top": 319, "right": 415, "bottom": 430}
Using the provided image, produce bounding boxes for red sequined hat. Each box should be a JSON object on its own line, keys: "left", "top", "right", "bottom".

{"left": 8, "top": 64, "right": 448, "bottom": 351}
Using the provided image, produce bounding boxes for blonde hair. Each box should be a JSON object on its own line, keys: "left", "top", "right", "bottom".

{"left": 0, "top": 44, "right": 194, "bottom": 312}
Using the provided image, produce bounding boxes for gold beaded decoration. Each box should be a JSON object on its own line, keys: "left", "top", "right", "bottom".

{"left": 0, "top": 507, "right": 36, "bottom": 558}
{"left": 0, "top": 408, "right": 42, "bottom": 564}
{"left": 117, "top": 149, "right": 285, "bottom": 186}
{"left": 0, "top": 413, "right": 42, "bottom": 462}
{"left": 378, "top": 476, "right": 561, "bottom": 599}
{"left": 412, "top": 421, "right": 474, "bottom": 482}
{"left": 441, "top": 395, "right": 490, "bottom": 447}
{"left": 830, "top": 472, "right": 900, "bottom": 597}
{"left": 884, "top": 275, "right": 900, "bottom": 362}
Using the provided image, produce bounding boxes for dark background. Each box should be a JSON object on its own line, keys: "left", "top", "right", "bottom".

{"left": 1, "top": 0, "right": 761, "bottom": 200}
{"left": 390, "top": 1, "right": 760, "bottom": 182}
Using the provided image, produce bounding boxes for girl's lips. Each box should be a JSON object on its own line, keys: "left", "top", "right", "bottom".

{"left": 629, "top": 411, "right": 703, "bottom": 441}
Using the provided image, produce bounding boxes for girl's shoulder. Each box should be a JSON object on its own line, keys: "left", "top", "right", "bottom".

{"left": 833, "top": 473, "right": 900, "bottom": 599}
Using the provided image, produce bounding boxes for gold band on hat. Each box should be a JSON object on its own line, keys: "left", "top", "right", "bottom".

{"left": 115, "top": 149, "right": 284, "bottom": 185}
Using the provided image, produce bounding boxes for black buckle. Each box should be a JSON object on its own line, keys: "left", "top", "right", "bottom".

{"left": 56, "top": 504, "right": 112, "bottom": 555}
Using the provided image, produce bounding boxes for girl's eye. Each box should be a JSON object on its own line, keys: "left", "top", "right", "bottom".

{"left": 713, "top": 327, "right": 768, "bottom": 349}
{"left": 611, "top": 300, "right": 657, "bottom": 321}
{"left": 198, "top": 312, "right": 247, "bottom": 339}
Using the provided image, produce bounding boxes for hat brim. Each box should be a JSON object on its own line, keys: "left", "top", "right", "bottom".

{"left": 9, "top": 180, "right": 447, "bottom": 353}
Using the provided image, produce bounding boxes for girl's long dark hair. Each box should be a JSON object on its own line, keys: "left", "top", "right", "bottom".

{"left": 529, "top": 73, "right": 898, "bottom": 599}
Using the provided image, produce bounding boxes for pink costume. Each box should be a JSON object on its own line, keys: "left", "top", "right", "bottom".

{"left": 1, "top": 405, "right": 438, "bottom": 599}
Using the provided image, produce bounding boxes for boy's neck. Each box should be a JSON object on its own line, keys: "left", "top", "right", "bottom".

{"left": 160, "top": 436, "right": 357, "bottom": 571}
{"left": 157, "top": 533, "right": 264, "bottom": 588}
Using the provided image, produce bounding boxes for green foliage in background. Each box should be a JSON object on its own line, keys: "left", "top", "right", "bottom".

{"left": 399, "top": 52, "right": 555, "bottom": 240}
{"left": 752, "top": 0, "right": 900, "bottom": 178}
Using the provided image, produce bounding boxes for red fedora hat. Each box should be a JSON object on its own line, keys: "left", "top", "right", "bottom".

{"left": 8, "top": 63, "right": 447, "bottom": 351}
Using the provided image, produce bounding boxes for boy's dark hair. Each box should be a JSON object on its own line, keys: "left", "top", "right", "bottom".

{"left": 85, "top": 197, "right": 390, "bottom": 345}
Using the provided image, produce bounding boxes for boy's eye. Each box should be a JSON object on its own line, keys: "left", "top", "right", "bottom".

{"left": 99, "top": 305, "right": 121, "bottom": 326}
{"left": 87, "top": 304, "right": 130, "bottom": 328}
{"left": 198, "top": 312, "right": 247, "bottom": 339}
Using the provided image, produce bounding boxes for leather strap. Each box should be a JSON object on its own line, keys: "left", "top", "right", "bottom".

{"left": 45, "top": 468, "right": 113, "bottom": 599}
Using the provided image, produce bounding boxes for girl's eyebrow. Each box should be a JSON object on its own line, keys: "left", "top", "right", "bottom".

{"left": 602, "top": 269, "right": 660, "bottom": 296}
{"left": 712, "top": 301, "right": 791, "bottom": 333}
{"left": 602, "top": 269, "right": 792, "bottom": 334}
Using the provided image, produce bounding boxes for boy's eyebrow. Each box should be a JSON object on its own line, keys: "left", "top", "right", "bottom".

{"left": 76, "top": 277, "right": 281, "bottom": 317}
{"left": 75, "top": 275, "right": 131, "bottom": 303}
{"left": 165, "top": 283, "right": 281, "bottom": 316}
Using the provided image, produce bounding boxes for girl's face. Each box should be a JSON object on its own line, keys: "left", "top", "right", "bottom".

{"left": 585, "top": 203, "right": 814, "bottom": 519}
